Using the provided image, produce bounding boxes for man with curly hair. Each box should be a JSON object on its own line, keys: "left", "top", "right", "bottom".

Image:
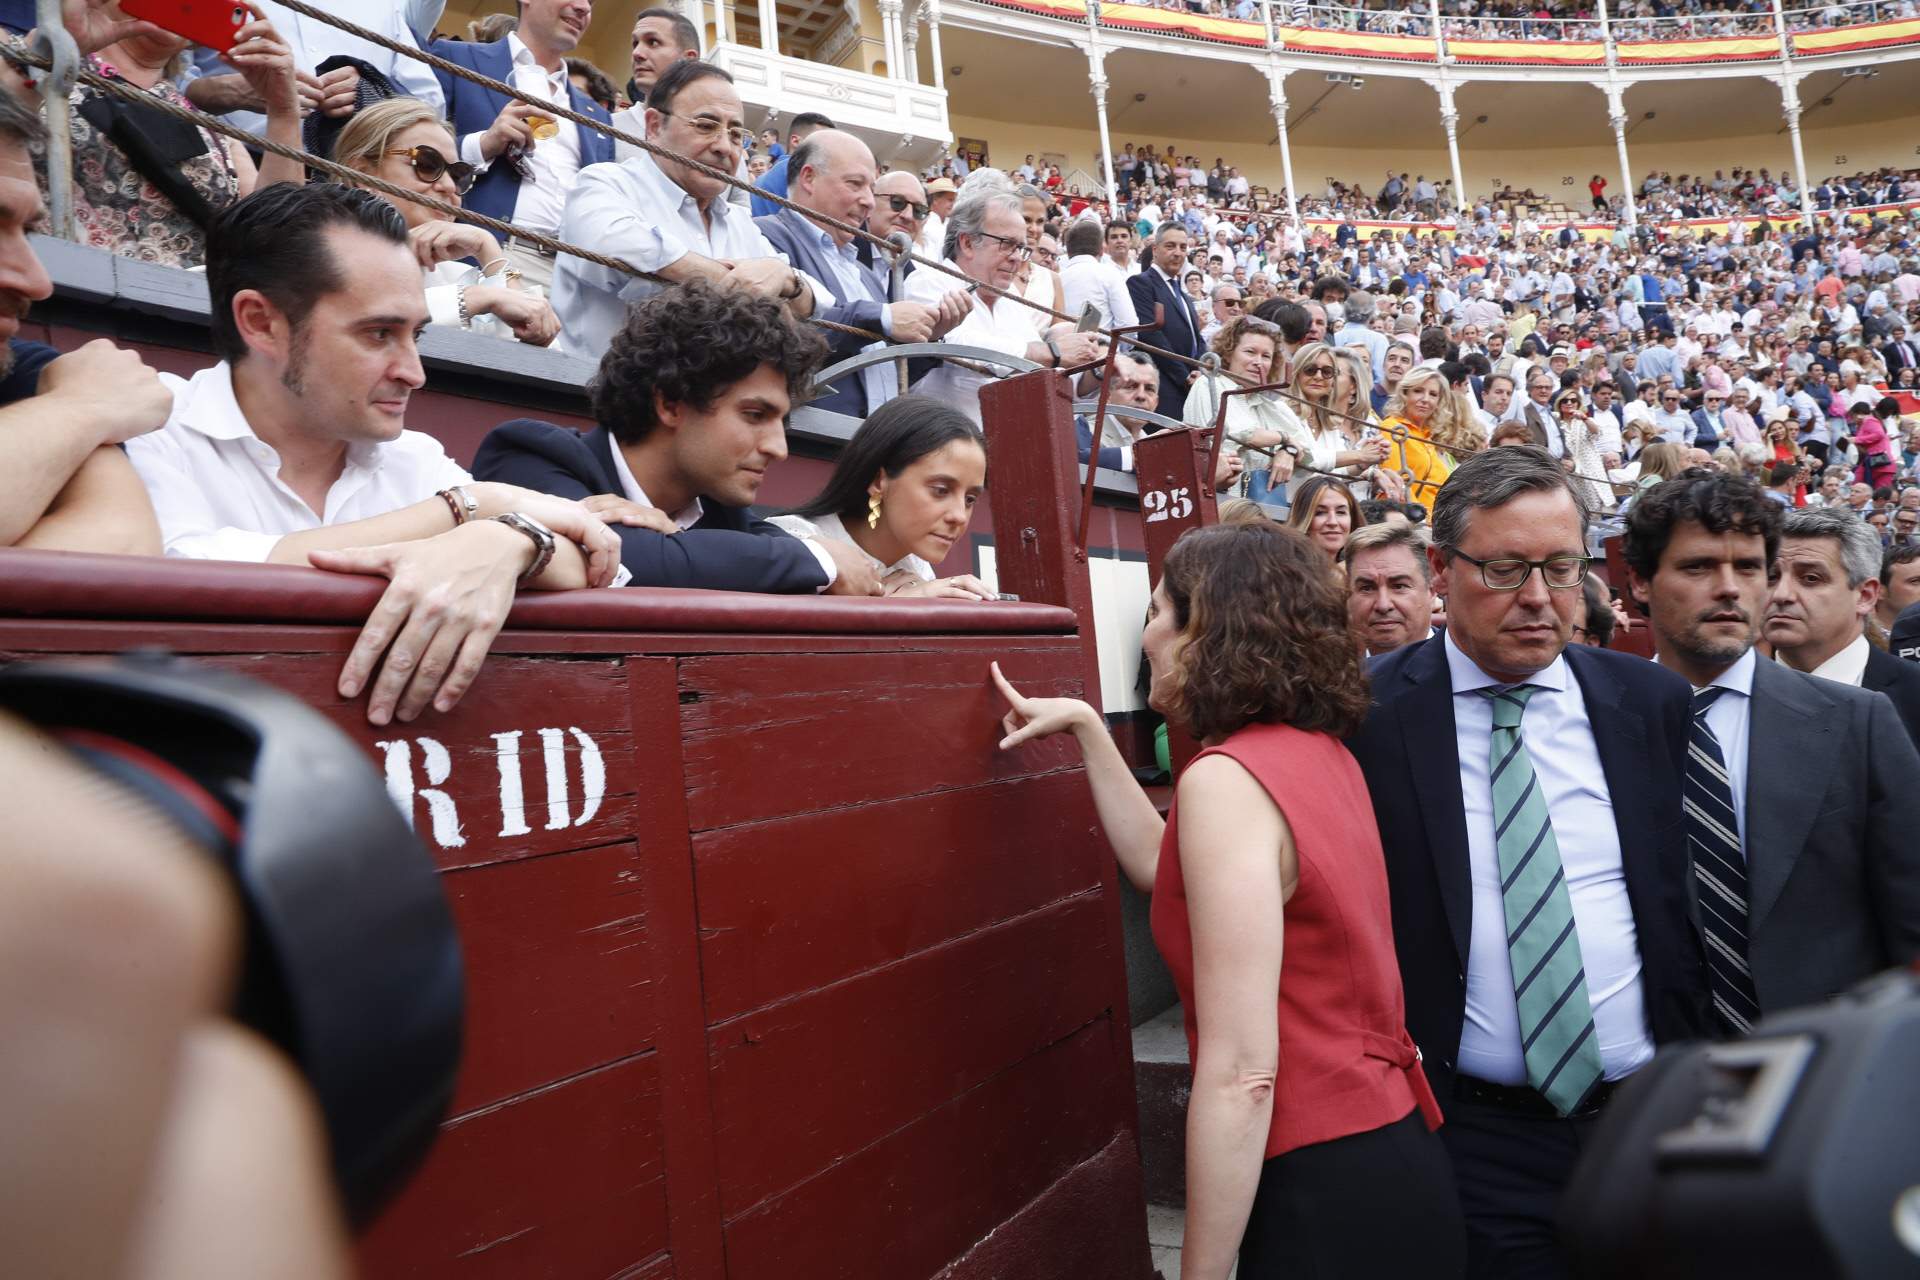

{"left": 473, "top": 281, "right": 883, "bottom": 595}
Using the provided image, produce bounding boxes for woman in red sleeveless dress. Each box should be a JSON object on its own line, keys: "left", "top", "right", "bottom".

{"left": 993, "top": 522, "right": 1464, "bottom": 1279}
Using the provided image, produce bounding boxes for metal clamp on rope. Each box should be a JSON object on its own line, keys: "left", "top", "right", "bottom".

{"left": 27, "top": 20, "right": 78, "bottom": 97}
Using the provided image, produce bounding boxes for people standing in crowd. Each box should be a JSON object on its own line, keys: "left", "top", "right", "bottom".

{"left": 332, "top": 98, "right": 560, "bottom": 345}
{"left": 1766, "top": 507, "right": 1920, "bottom": 747}
{"left": 1343, "top": 520, "right": 1436, "bottom": 656}
{"left": 552, "top": 61, "right": 822, "bottom": 359}
{"left": 769, "top": 395, "right": 996, "bottom": 600}
{"left": 992, "top": 522, "right": 1465, "bottom": 1280}
{"left": 122, "top": 184, "right": 623, "bottom": 727}
{"left": 755, "top": 131, "right": 968, "bottom": 418}
{"left": 0, "top": 87, "right": 166, "bottom": 555}
{"left": 902, "top": 183, "right": 1105, "bottom": 425}
{"left": 1127, "top": 223, "right": 1207, "bottom": 419}
{"left": 1624, "top": 469, "right": 1920, "bottom": 1028}
{"left": 1346, "top": 446, "right": 1711, "bottom": 1279}
{"left": 476, "top": 281, "right": 886, "bottom": 597}
{"left": 1060, "top": 219, "right": 1139, "bottom": 330}
{"left": 431, "top": 0, "right": 613, "bottom": 290}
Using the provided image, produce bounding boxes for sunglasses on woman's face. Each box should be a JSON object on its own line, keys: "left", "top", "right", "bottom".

{"left": 1297, "top": 363, "right": 1336, "bottom": 379}
{"left": 385, "top": 145, "right": 477, "bottom": 196}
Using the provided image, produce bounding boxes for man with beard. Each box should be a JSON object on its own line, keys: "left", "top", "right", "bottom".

{"left": 126, "top": 184, "right": 624, "bottom": 727}
{"left": 0, "top": 89, "right": 169, "bottom": 554}
{"left": 1624, "top": 470, "right": 1920, "bottom": 1028}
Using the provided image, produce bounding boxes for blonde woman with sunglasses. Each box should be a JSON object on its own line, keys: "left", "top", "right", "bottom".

{"left": 333, "top": 99, "right": 561, "bottom": 346}
{"left": 1291, "top": 341, "right": 1404, "bottom": 502}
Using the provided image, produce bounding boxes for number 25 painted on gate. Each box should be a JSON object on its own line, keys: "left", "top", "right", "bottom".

{"left": 1142, "top": 487, "right": 1194, "bottom": 523}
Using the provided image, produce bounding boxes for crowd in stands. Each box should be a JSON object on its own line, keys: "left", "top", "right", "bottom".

{"left": 1114, "top": 0, "right": 1908, "bottom": 41}
{"left": 5, "top": 4, "right": 1920, "bottom": 1278}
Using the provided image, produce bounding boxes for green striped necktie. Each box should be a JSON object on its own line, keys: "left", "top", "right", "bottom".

{"left": 1485, "top": 685, "right": 1606, "bottom": 1117}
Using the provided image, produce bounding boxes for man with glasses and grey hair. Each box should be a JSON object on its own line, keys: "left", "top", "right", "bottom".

{"left": 1200, "top": 282, "right": 1243, "bottom": 346}
{"left": 903, "top": 184, "right": 1105, "bottom": 425}
{"left": 1346, "top": 446, "right": 1711, "bottom": 1277}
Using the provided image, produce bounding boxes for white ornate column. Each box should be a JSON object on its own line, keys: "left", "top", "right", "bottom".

{"left": 758, "top": 0, "right": 779, "bottom": 52}
{"left": 877, "top": 0, "right": 905, "bottom": 78}
{"left": 1602, "top": 83, "right": 1638, "bottom": 228}
{"left": 925, "top": 0, "right": 946, "bottom": 91}
{"left": 903, "top": 10, "right": 921, "bottom": 83}
{"left": 1265, "top": 68, "right": 1299, "bottom": 226}
{"left": 1778, "top": 75, "right": 1815, "bottom": 228}
{"left": 1084, "top": 1, "right": 1120, "bottom": 217}
{"left": 1434, "top": 80, "right": 1467, "bottom": 218}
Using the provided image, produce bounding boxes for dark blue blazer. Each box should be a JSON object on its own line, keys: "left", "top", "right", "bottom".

{"left": 427, "top": 39, "right": 615, "bottom": 226}
{"left": 755, "top": 208, "right": 896, "bottom": 418}
{"left": 471, "top": 419, "right": 829, "bottom": 594}
{"left": 1343, "top": 634, "right": 1713, "bottom": 1097}
{"left": 1074, "top": 415, "right": 1130, "bottom": 473}
{"left": 1862, "top": 644, "right": 1920, "bottom": 751}
{"left": 1690, "top": 407, "right": 1727, "bottom": 450}
{"left": 1125, "top": 267, "right": 1204, "bottom": 420}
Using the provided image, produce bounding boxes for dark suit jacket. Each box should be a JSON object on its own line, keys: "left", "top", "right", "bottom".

{"left": 1074, "top": 415, "right": 1130, "bottom": 472}
{"left": 471, "top": 420, "right": 829, "bottom": 593}
{"left": 1742, "top": 657, "right": 1920, "bottom": 1012}
{"left": 755, "top": 208, "right": 897, "bottom": 418}
{"left": 1125, "top": 266, "right": 1204, "bottom": 420}
{"left": 427, "top": 38, "right": 615, "bottom": 226}
{"left": 1861, "top": 643, "right": 1920, "bottom": 750}
{"left": 1344, "top": 635, "right": 1713, "bottom": 1097}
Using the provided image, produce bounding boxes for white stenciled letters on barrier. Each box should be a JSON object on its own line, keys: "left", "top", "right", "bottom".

{"left": 375, "top": 736, "right": 467, "bottom": 849}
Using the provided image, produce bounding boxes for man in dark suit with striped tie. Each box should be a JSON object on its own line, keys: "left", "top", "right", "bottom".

{"left": 1124, "top": 224, "right": 1206, "bottom": 419}
{"left": 1623, "top": 470, "right": 1920, "bottom": 1030}
{"left": 1346, "top": 447, "right": 1712, "bottom": 1279}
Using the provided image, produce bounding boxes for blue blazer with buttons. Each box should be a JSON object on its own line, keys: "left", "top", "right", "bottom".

{"left": 427, "top": 38, "right": 614, "bottom": 226}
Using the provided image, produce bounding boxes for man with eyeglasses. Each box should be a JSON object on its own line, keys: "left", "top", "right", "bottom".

{"left": 431, "top": 0, "right": 614, "bottom": 289}
{"left": 1650, "top": 385, "right": 1694, "bottom": 446}
{"left": 1200, "top": 283, "right": 1243, "bottom": 347}
{"left": 1347, "top": 446, "right": 1711, "bottom": 1278}
{"left": 1691, "top": 389, "right": 1730, "bottom": 451}
{"left": 902, "top": 186, "right": 1105, "bottom": 425}
{"left": 754, "top": 131, "right": 967, "bottom": 418}
{"left": 554, "top": 60, "right": 826, "bottom": 359}
{"left": 866, "top": 170, "right": 930, "bottom": 279}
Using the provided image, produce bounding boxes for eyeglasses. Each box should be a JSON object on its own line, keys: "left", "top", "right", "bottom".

{"left": 883, "top": 194, "right": 929, "bottom": 220}
{"left": 1662, "top": 396, "right": 1680, "bottom": 404}
{"left": 1297, "top": 363, "right": 1336, "bottom": 379}
{"left": 384, "top": 145, "right": 477, "bottom": 195}
{"left": 656, "top": 111, "right": 753, "bottom": 149}
{"left": 1220, "top": 298, "right": 1245, "bottom": 310}
{"left": 971, "top": 229, "right": 1032, "bottom": 260}
{"left": 1448, "top": 549, "right": 1591, "bottom": 591}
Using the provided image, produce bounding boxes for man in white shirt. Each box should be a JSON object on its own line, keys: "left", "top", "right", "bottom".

{"left": 613, "top": 7, "right": 697, "bottom": 150}
{"left": 903, "top": 187, "right": 1105, "bottom": 425}
{"left": 434, "top": 0, "right": 610, "bottom": 288}
{"left": 918, "top": 178, "right": 957, "bottom": 256}
{"left": 553, "top": 61, "right": 823, "bottom": 359}
{"left": 124, "top": 183, "right": 622, "bottom": 728}
{"left": 1058, "top": 219, "right": 1138, "bottom": 330}
{"left": 1104, "top": 221, "right": 1141, "bottom": 278}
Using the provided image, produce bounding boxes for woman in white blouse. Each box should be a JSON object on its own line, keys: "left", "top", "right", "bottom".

{"left": 1288, "top": 340, "right": 1402, "bottom": 503}
{"left": 771, "top": 396, "right": 998, "bottom": 601}
{"left": 1182, "top": 316, "right": 1312, "bottom": 508}
{"left": 332, "top": 98, "right": 560, "bottom": 346}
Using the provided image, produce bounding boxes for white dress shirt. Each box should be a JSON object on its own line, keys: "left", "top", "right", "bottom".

{"left": 1445, "top": 633, "right": 1657, "bottom": 1087}
{"left": 552, "top": 151, "right": 831, "bottom": 358}
{"left": 1059, "top": 254, "right": 1139, "bottom": 330}
{"left": 223, "top": 0, "right": 443, "bottom": 136}
{"left": 607, "top": 429, "right": 837, "bottom": 586}
{"left": 1691, "top": 646, "right": 1755, "bottom": 852}
{"left": 125, "top": 364, "right": 470, "bottom": 562}
{"left": 1788, "top": 632, "right": 1871, "bottom": 688}
{"left": 902, "top": 262, "right": 1039, "bottom": 426}
{"left": 456, "top": 34, "right": 581, "bottom": 238}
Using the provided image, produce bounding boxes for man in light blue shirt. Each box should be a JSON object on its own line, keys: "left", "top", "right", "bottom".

{"left": 552, "top": 61, "right": 827, "bottom": 358}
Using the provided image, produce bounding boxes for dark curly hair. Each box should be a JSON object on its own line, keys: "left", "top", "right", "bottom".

{"left": 1622, "top": 467, "right": 1781, "bottom": 585}
{"left": 590, "top": 281, "right": 827, "bottom": 444}
{"left": 1155, "top": 523, "right": 1371, "bottom": 742}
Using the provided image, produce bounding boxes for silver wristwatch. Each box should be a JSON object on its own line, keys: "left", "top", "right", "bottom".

{"left": 493, "top": 512, "right": 556, "bottom": 582}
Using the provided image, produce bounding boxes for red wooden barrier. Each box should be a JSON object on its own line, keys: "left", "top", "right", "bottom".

{"left": 0, "top": 551, "right": 1154, "bottom": 1280}
{"left": 1131, "top": 427, "right": 1222, "bottom": 773}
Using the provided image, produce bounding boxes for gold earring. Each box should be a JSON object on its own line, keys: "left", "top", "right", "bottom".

{"left": 867, "top": 493, "right": 882, "bottom": 529}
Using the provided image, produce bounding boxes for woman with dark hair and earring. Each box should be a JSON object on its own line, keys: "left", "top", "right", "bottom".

{"left": 771, "top": 395, "right": 997, "bottom": 600}
{"left": 991, "top": 523, "right": 1463, "bottom": 1280}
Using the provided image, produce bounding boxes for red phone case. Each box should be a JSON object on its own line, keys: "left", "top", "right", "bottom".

{"left": 118, "top": 0, "right": 250, "bottom": 54}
